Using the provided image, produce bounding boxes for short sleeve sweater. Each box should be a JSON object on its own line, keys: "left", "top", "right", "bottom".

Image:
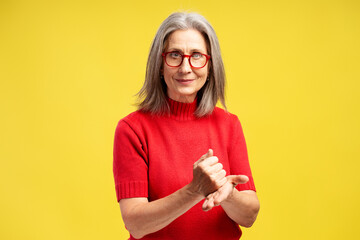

{"left": 113, "top": 97, "right": 256, "bottom": 240}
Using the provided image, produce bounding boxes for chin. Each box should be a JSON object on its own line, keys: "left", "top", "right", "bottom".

{"left": 178, "top": 90, "right": 197, "bottom": 98}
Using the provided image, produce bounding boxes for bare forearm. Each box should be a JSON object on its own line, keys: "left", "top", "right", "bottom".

{"left": 120, "top": 184, "right": 203, "bottom": 239}
{"left": 120, "top": 150, "right": 227, "bottom": 239}
{"left": 221, "top": 190, "right": 260, "bottom": 227}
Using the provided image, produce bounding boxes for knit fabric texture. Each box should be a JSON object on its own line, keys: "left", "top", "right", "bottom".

{"left": 113, "top": 97, "right": 256, "bottom": 240}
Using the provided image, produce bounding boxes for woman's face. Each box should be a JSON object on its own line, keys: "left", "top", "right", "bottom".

{"left": 162, "top": 29, "right": 209, "bottom": 103}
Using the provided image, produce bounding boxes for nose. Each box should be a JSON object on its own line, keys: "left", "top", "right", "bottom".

{"left": 178, "top": 56, "right": 192, "bottom": 73}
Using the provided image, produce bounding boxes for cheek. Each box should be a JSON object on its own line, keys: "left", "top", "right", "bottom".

{"left": 163, "top": 68, "right": 175, "bottom": 88}
{"left": 163, "top": 66, "right": 174, "bottom": 78}
{"left": 197, "top": 69, "right": 208, "bottom": 80}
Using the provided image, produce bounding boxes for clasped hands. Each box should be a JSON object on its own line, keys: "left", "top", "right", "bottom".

{"left": 189, "top": 149, "right": 249, "bottom": 211}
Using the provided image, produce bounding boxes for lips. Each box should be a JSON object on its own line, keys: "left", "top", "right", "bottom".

{"left": 175, "top": 79, "right": 194, "bottom": 83}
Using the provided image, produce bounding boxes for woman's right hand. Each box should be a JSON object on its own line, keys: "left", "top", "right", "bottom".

{"left": 119, "top": 149, "right": 227, "bottom": 238}
{"left": 189, "top": 149, "right": 227, "bottom": 197}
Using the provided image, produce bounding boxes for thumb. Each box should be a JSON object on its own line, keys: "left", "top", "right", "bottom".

{"left": 194, "top": 149, "right": 214, "bottom": 166}
{"left": 206, "top": 149, "right": 213, "bottom": 158}
{"left": 227, "top": 175, "right": 249, "bottom": 186}
{"left": 200, "top": 149, "right": 213, "bottom": 161}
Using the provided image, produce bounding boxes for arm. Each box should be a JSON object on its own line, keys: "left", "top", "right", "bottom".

{"left": 119, "top": 149, "right": 227, "bottom": 239}
{"left": 120, "top": 186, "right": 202, "bottom": 239}
{"left": 202, "top": 175, "right": 260, "bottom": 227}
{"left": 221, "top": 189, "right": 260, "bottom": 227}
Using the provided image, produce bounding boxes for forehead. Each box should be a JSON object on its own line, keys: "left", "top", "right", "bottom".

{"left": 165, "top": 29, "right": 207, "bottom": 52}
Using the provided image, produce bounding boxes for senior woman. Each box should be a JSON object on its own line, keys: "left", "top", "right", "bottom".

{"left": 113, "top": 12, "right": 260, "bottom": 239}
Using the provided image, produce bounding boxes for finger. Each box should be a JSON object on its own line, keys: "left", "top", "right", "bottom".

{"left": 227, "top": 175, "right": 249, "bottom": 186}
{"left": 217, "top": 177, "right": 227, "bottom": 187}
{"left": 198, "top": 156, "right": 219, "bottom": 168}
{"left": 202, "top": 149, "right": 213, "bottom": 160}
{"left": 202, "top": 193, "right": 215, "bottom": 211}
{"left": 202, "top": 196, "right": 210, "bottom": 210}
{"left": 213, "top": 170, "right": 227, "bottom": 188}
{"left": 208, "top": 162, "right": 223, "bottom": 173}
{"left": 207, "top": 149, "right": 213, "bottom": 157}
{"left": 194, "top": 149, "right": 213, "bottom": 166}
{"left": 212, "top": 188, "right": 229, "bottom": 205}
{"left": 213, "top": 169, "right": 226, "bottom": 180}
{"left": 211, "top": 191, "right": 221, "bottom": 206}
{"left": 205, "top": 190, "right": 224, "bottom": 210}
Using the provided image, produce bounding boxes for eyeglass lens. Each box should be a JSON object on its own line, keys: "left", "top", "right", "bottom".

{"left": 165, "top": 52, "right": 207, "bottom": 68}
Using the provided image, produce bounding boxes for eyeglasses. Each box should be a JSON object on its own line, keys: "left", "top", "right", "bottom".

{"left": 162, "top": 51, "right": 211, "bottom": 69}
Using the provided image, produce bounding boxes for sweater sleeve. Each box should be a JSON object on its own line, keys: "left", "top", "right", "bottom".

{"left": 113, "top": 119, "right": 148, "bottom": 202}
{"left": 228, "top": 116, "right": 256, "bottom": 192}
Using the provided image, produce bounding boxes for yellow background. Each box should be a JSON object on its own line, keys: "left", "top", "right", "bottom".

{"left": 1, "top": 0, "right": 359, "bottom": 239}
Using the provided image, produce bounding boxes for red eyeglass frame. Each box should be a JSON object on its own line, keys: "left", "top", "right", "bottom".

{"left": 162, "top": 52, "right": 211, "bottom": 69}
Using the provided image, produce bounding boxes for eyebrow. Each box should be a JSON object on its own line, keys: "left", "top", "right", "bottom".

{"left": 167, "top": 48, "right": 207, "bottom": 54}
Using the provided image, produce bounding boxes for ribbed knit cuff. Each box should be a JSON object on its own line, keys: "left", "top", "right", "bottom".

{"left": 116, "top": 181, "right": 148, "bottom": 202}
{"left": 236, "top": 177, "right": 256, "bottom": 192}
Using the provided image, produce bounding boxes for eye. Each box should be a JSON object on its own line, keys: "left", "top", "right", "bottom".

{"left": 191, "top": 53, "right": 203, "bottom": 59}
{"left": 169, "top": 52, "right": 182, "bottom": 58}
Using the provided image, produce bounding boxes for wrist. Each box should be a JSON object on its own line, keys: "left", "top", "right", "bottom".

{"left": 185, "top": 183, "right": 204, "bottom": 201}
{"left": 222, "top": 186, "right": 237, "bottom": 204}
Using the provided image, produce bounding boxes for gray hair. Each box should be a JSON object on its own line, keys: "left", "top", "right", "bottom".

{"left": 137, "top": 12, "right": 226, "bottom": 117}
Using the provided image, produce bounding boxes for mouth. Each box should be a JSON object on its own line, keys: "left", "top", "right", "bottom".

{"left": 175, "top": 79, "right": 195, "bottom": 84}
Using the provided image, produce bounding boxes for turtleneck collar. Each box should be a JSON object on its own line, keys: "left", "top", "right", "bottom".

{"left": 167, "top": 96, "right": 198, "bottom": 121}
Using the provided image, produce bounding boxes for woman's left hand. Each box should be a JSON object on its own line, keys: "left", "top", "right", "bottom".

{"left": 202, "top": 175, "right": 249, "bottom": 211}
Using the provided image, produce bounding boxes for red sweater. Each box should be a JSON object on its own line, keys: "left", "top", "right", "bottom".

{"left": 113, "top": 98, "right": 256, "bottom": 240}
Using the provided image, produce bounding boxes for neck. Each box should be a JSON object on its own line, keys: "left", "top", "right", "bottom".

{"left": 166, "top": 96, "right": 197, "bottom": 121}
{"left": 167, "top": 93, "right": 196, "bottom": 103}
